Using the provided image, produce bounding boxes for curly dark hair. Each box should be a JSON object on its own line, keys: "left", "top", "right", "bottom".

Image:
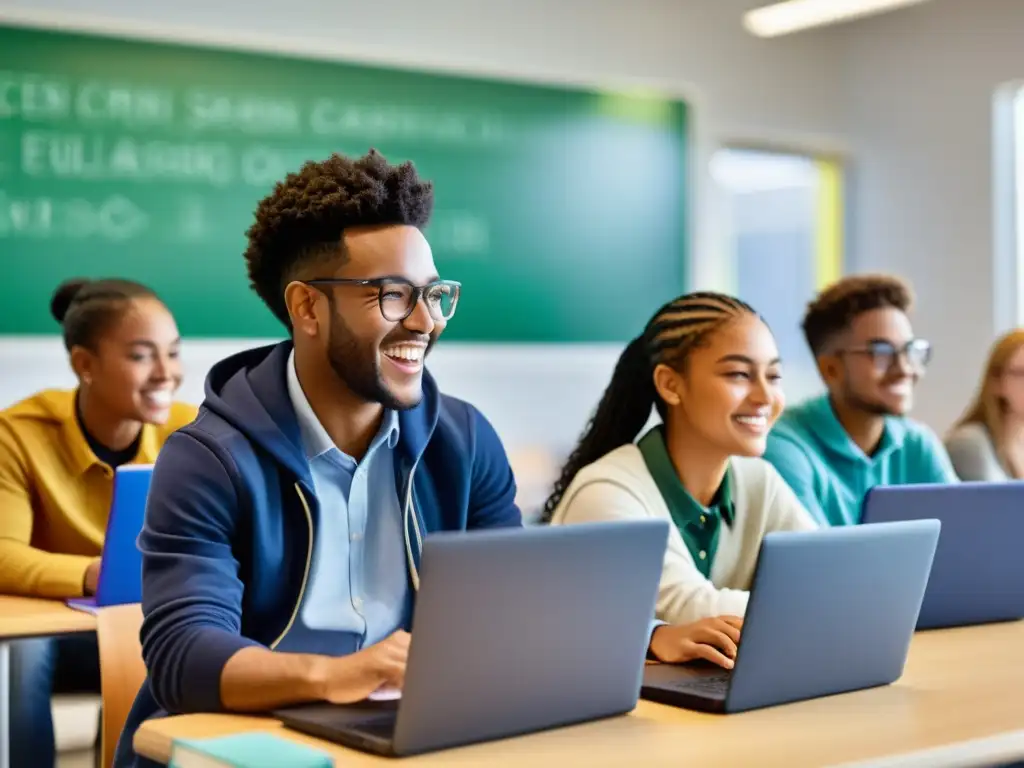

{"left": 243, "top": 149, "right": 435, "bottom": 327}
{"left": 541, "top": 291, "right": 757, "bottom": 522}
{"left": 801, "top": 274, "right": 913, "bottom": 356}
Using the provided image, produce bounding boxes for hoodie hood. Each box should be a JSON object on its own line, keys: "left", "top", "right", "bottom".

{"left": 201, "top": 341, "right": 442, "bottom": 487}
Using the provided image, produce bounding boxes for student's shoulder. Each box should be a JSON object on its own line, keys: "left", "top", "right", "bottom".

{"left": 0, "top": 390, "right": 74, "bottom": 450}
{"left": 764, "top": 420, "right": 821, "bottom": 472}
{"left": 437, "top": 391, "right": 483, "bottom": 430}
{"left": 895, "top": 415, "right": 947, "bottom": 455}
{"left": 551, "top": 445, "right": 657, "bottom": 522}
{"left": 0, "top": 388, "right": 74, "bottom": 423}
{"left": 942, "top": 421, "right": 992, "bottom": 452}
{"left": 160, "top": 401, "right": 200, "bottom": 434}
{"left": 729, "top": 455, "right": 801, "bottom": 497}
{"left": 571, "top": 443, "right": 651, "bottom": 488}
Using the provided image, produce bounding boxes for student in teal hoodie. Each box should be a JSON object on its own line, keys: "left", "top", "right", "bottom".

{"left": 763, "top": 274, "right": 957, "bottom": 526}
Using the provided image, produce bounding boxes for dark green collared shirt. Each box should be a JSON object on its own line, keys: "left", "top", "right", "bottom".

{"left": 637, "top": 426, "right": 734, "bottom": 578}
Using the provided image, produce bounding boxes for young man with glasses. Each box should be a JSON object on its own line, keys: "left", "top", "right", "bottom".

{"left": 763, "top": 274, "right": 957, "bottom": 527}
{"left": 115, "top": 150, "right": 701, "bottom": 767}
{"left": 110, "top": 150, "right": 509, "bottom": 767}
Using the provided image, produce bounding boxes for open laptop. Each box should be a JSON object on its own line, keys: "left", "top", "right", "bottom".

{"left": 273, "top": 520, "right": 669, "bottom": 757}
{"left": 67, "top": 464, "right": 153, "bottom": 614}
{"left": 640, "top": 519, "right": 940, "bottom": 714}
{"left": 861, "top": 482, "right": 1024, "bottom": 629}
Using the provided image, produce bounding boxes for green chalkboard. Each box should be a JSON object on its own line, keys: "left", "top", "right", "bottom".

{"left": 0, "top": 24, "right": 687, "bottom": 341}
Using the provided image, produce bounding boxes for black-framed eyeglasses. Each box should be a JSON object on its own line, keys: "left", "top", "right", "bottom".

{"left": 304, "top": 277, "right": 461, "bottom": 323}
{"left": 840, "top": 338, "right": 932, "bottom": 374}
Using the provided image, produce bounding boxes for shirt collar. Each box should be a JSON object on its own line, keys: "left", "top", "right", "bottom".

{"left": 637, "top": 425, "right": 735, "bottom": 526}
{"left": 286, "top": 350, "right": 400, "bottom": 460}
{"left": 57, "top": 390, "right": 160, "bottom": 476}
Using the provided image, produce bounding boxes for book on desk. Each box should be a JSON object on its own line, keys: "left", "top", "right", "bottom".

{"left": 169, "top": 732, "right": 334, "bottom": 768}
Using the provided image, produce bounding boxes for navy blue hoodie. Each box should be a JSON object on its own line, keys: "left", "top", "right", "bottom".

{"left": 114, "top": 341, "right": 521, "bottom": 766}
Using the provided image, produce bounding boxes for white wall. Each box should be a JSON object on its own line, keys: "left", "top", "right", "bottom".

{"left": 0, "top": 0, "right": 848, "bottom": 464}
{"left": 836, "top": 0, "right": 1024, "bottom": 432}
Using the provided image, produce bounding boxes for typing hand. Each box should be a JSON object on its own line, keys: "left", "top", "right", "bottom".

{"left": 321, "top": 630, "right": 411, "bottom": 704}
{"left": 648, "top": 616, "right": 743, "bottom": 669}
{"left": 83, "top": 558, "right": 102, "bottom": 595}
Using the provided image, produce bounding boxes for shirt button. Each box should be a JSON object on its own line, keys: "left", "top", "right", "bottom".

{"left": 351, "top": 532, "right": 363, "bottom": 542}
{"left": 699, "top": 550, "right": 707, "bottom": 560}
{"left": 353, "top": 596, "right": 363, "bottom": 610}
{"left": 700, "top": 515, "right": 706, "bottom": 525}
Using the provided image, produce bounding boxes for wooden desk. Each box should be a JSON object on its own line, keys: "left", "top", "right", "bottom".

{"left": 0, "top": 596, "right": 97, "bottom": 768}
{"left": 136, "top": 621, "right": 1024, "bottom": 768}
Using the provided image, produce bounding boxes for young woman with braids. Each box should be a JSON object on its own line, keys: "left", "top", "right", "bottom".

{"left": 544, "top": 292, "right": 816, "bottom": 666}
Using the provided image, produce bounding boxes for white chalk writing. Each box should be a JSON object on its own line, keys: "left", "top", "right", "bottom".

{"left": 21, "top": 131, "right": 234, "bottom": 185}
{"left": 75, "top": 82, "right": 175, "bottom": 127}
{"left": 309, "top": 99, "right": 502, "bottom": 144}
{"left": 0, "top": 191, "right": 148, "bottom": 240}
{"left": 0, "top": 71, "right": 71, "bottom": 120}
{"left": 185, "top": 91, "right": 302, "bottom": 135}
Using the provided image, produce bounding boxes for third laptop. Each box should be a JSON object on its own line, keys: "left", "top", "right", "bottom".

{"left": 641, "top": 519, "right": 940, "bottom": 714}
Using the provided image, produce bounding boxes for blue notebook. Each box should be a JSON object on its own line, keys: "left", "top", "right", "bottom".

{"left": 169, "top": 732, "right": 334, "bottom": 768}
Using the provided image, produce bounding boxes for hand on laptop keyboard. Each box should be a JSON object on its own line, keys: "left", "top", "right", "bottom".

{"left": 320, "top": 630, "right": 410, "bottom": 704}
{"left": 648, "top": 615, "right": 743, "bottom": 668}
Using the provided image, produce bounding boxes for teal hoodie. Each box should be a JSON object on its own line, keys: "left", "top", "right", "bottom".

{"left": 763, "top": 394, "right": 957, "bottom": 526}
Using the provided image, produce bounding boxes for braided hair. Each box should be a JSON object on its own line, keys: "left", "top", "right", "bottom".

{"left": 540, "top": 291, "right": 756, "bottom": 521}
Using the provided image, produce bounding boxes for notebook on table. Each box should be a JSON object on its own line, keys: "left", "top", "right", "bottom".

{"left": 169, "top": 732, "right": 333, "bottom": 768}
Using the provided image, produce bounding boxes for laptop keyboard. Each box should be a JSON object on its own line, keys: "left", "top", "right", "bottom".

{"left": 662, "top": 671, "right": 731, "bottom": 696}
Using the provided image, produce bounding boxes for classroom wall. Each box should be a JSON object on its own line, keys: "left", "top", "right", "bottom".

{"left": 0, "top": 0, "right": 848, "bottom": 472}
{"left": 837, "top": 0, "right": 1024, "bottom": 432}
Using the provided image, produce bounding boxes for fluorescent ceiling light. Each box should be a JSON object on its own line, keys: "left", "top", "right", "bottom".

{"left": 744, "top": 0, "right": 934, "bottom": 38}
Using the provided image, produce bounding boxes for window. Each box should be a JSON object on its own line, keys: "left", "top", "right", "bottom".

{"left": 710, "top": 147, "right": 844, "bottom": 402}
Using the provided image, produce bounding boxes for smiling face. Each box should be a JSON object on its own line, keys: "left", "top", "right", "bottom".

{"left": 294, "top": 224, "right": 449, "bottom": 411}
{"left": 654, "top": 313, "right": 784, "bottom": 458}
{"left": 820, "top": 307, "right": 928, "bottom": 417}
{"left": 72, "top": 297, "right": 183, "bottom": 425}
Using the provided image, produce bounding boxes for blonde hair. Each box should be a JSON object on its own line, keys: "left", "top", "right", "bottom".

{"left": 953, "top": 329, "right": 1024, "bottom": 472}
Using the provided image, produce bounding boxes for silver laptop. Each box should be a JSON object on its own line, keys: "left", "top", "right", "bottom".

{"left": 862, "top": 482, "right": 1024, "bottom": 629}
{"left": 641, "top": 519, "right": 940, "bottom": 714}
{"left": 275, "top": 520, "right": 669, "bottom": 756}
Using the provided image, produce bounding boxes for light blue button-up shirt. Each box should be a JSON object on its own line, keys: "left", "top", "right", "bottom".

{"left": 287, "top": 351, "right": 409, "bottom": 647}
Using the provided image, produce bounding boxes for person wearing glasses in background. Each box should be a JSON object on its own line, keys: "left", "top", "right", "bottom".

{"left": 762, "top": 275, "right": 957, "bottom": 527}
{"left": 114, "top": 150, "right": 704, "bottom": 768}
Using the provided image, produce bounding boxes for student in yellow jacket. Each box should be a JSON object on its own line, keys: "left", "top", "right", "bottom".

{"left": 0, "top": 278, "right": 196, "bottom": 768}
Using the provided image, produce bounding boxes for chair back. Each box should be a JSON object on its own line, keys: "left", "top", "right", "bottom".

{"left": 96, "top": 603, "right": 146, "bottom": 768}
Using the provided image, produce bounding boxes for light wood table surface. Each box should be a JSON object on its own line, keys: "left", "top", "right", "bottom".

{"left": 136, "top": 621, "right": 1024, "bottom": 768}
{"left": 0, "top": 596, "right": 98, "bottom": 768}
{"left": 0, "top": 595, "right": 97, "bottom": 638}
